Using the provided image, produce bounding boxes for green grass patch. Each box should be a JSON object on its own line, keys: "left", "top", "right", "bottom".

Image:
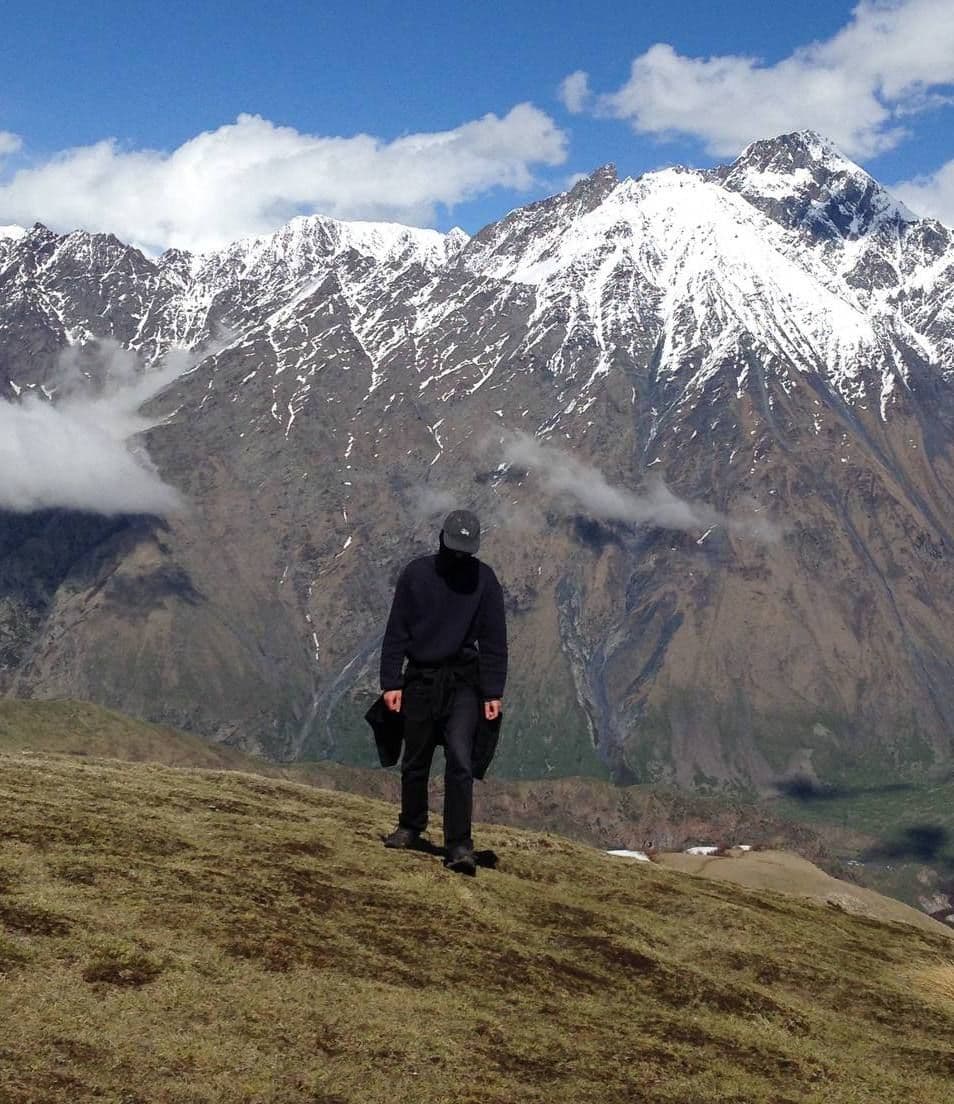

{"left": 769, "top": 773, "right": 954, "bottom": 909}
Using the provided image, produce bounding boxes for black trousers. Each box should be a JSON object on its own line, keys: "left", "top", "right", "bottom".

{"left": 398, "top": 673, "right": 479, "bottom": 851}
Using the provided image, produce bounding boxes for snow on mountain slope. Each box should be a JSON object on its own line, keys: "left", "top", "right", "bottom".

{"left": 4, "top": 131, "right": 950, "bottom": 418}
{"left": 716, "top": 131, "right": 916, "bottom": 242}
{"left": 185, "top": 213, "right": 465, "bottom": 291}
{"left": 0, "top": 214, "right": 470, "bottom": 392}
{"left": 1, "top": 130, "right": 951, "bottom": 447}
{"left": 458, "top": 167, "right": 881, "bottom": 406}
{"left": 441, "top": 134, "right": 953, "bottom": 419}
{"left": 717, "top": 132, "right": 954, "bottom": 381}
{"left": 144, "top": 214, "right": 470, "bottom": 351}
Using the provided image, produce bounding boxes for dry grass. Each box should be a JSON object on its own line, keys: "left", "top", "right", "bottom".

{"left": 1, "top": 748, "right": 954, "bottom": 1104}
{"left": 913, "top": 963, "right": 954, "bottom": 1005}
{"left": 0, "top": 700, "right": 260, "bottom": 769}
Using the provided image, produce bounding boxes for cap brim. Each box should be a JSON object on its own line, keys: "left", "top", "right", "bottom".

{"left": 443, "top": 531, "right": 479, "bottom": 554}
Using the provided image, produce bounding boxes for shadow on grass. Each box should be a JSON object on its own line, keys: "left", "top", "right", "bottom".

{"left": 862, "top": 825, "right": 954, "bottom": 873}
{"left": 379, "top": 834, "right": 499, "bottom": 870}
{"left": 775, "top": 777, "right": 915, "bottom": 803}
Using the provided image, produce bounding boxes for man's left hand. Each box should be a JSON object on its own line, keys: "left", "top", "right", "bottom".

{"left": 484, "top": 699, "right": 502, "bottom": 721}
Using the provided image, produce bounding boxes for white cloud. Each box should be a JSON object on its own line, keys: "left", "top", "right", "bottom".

{"left": 571, "top": 0, "right": 954, "bottom": 157}
{"left": 0, "top": 339, "right": 221, "bottom": 516}
{"left": 0, "top": 131, "right": 22, "bottom": 157}
{"left": 895, "top": 160, "right": 954, "bottom": 226}
{"left": 408, "top": 486, "right": 458, "bottom": 524}
{"left": 500, "top": 431, "right": 779, "bottom": 541}
{"left": 0, "top": 107, "right": 567, "bottom": 254}
{"left": 559, "top": 71, "right": 591, "bottom": 114}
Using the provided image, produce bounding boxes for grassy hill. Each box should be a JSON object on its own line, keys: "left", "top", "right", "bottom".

{"left": 3, "top": 696, "right": 948, "bottom": 913}
{"left": 769, "top": 774, "right": 954, "bottom": 913}
{"left": 1, "top": 699, "right": 848, "bottom": 863}
{"left": 654, "top": 848, "right": 949, "bottom": 937}
{"left": 2, "top": 747, "right": 954, "bottom": 1103}
{"left": 0, "top": 699, "right": 259, "bottom": 769}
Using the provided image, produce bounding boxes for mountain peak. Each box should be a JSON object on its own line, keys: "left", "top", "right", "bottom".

{"left": 714, "top": 130, "right": 915, "bottom": 240}
{"left": 444, "top": 226, "right": 470, "bottom": 255}
{"left": 568, "top": 163, "right": 618, "bottom": 205}
{"left": 580, "top": 162, "right": 618, "bottom": 186}
{"left": 732, "top": 130, "right": 856, "bottom": 176}
{"left": 188, "top": 212, "right": 464, "bottom": 284}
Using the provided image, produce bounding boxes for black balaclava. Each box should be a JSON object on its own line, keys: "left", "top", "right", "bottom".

{"left": 438, "top": 529, "right": 471, "bottom": 561}
{"left": 437, "top": 530, "right": 479, "bottom": 591}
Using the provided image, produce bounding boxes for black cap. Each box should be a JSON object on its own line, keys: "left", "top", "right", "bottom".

{"left": 442, "top": 509, "right": 480, "bottom": 554}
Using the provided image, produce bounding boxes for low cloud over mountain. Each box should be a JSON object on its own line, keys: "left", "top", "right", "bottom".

{"left": 0, "top": 340, "right": 215, "bottom": 516}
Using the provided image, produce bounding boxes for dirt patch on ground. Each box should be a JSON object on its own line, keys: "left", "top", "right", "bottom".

{"left": 82, "top": 951, "right": 164, "bottom": 987}
{"left": 0, "top": 901, "right": 71, "bottom": 937}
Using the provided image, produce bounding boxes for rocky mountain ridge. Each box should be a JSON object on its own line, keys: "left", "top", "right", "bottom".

{"left": 1, "top": 130, "right": 952, "bottom": 789}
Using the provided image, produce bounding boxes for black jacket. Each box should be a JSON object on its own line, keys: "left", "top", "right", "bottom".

{"left": 379, "top": 546, "right": 508, "bottom": 700}
{"left": 364, "top": 694, "right": 502, "bottom": 780}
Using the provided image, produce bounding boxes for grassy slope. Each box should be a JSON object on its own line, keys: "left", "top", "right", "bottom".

{"left": 2, "top": 751, "right": 954, "bottom": 1104}
{"left": 0, "top": 698, "right": 939, "bottom": 910}
{"left": 654, "top": 849, "right": 948, "bottom": 937}
{"left": 1, "top": 700, "right": 843, "bottom": 862}
{"left": 0, "top": 700, "right": 258, "bottom": 769}
{"left": 9, "top": 697, "right": 953, "bottom": 919}
{"left": 771, "top": 779, "right": 954, "bottom": 844}
{"left": 769, "top": 779, "right": 954, "bottom": 909}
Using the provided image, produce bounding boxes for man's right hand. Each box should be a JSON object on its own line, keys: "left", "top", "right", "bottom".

{"left": 384, "top": 690, "right": 403, "bottom": 713}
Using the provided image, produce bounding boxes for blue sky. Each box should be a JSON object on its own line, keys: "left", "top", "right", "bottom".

{"left": 1, "top": 0, "right": 952, "bottom": 250}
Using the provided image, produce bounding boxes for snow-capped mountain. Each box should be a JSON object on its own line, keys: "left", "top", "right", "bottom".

{"left": 1, "top": 131, "right": 953, "bottom": 787}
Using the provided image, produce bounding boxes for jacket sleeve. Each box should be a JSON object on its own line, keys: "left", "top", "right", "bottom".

{"left": 380, "top": 566, "right": 412, "bottom": 691}
{"left": 476, "top": 570, "right": 508, "bottom": 700}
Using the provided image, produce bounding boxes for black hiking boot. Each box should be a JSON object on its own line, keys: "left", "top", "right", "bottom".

{"left": 383, "top": 826, "right": 421, "bottom": 850}
{"left": 444, "top": 844, "right": 477, "bottom": 876}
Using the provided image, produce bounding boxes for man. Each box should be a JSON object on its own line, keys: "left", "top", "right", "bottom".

{"left": 379, "top": 509, "right": 507, "bottom": 875}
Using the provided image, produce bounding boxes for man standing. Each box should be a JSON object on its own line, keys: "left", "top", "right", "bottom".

{"left": 379, "top": 509, "right": 507, "bottom": 875}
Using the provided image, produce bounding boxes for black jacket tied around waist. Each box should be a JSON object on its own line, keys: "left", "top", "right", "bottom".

{"left": 365, "top": 652, "right": 502, "bottom": 779}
